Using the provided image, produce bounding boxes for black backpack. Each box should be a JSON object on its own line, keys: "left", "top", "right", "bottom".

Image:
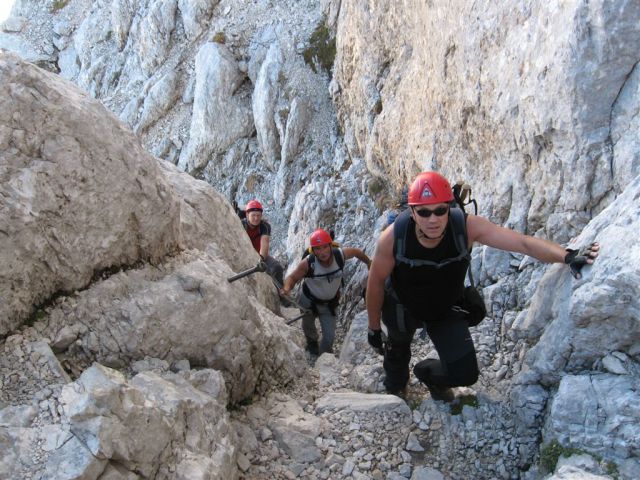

{"left": 391, "top": 182, "right": 486, "bottom": 326}
{"left": 233, "top": 200, "right": 246, "bottom": 219}
{"left": 392, "top": 180, "right": 473, "bottom": 267}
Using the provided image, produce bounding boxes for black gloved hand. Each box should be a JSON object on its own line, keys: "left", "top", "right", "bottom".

{"left": 564, "top": 242, "right": 599, "bottom": 279}
{"left": 368, "top": 328, "right": 385, "bottom": 355}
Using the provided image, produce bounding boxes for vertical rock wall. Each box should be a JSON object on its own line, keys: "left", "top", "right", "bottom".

{"left": 333, "top": 0, "right": 640, "bottom": 241}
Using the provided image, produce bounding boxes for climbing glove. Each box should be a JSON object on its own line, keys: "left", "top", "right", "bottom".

{"left": 367, "top": 328, "right": 385, "bottom": 355}
{"left": 564, "top": 242, "right": 599, "bottom": 279}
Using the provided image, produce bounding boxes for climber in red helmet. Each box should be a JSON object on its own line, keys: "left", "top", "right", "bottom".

{"left": 366, "top": 171, "right": 599, "bottom": 401}
{"left": 281, "top": 228, "right": 371, "bottom": 355}
{"left": 241, "top": 200, "right": 284, "bottom": 286}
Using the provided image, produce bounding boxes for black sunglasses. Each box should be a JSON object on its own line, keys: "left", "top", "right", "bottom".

{"left": 413, "top": 206, "right": 449, "bottom": 218}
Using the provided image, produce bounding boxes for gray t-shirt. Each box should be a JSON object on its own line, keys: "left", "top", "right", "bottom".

{"left": 303, "top": 249, "right": 344, "bottom": 300}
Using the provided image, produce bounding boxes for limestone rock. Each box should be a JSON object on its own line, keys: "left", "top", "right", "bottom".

{"left": 281, "top": 97, "right": 309, "bottom": 166}
{"left": 0, "top": 51, "right": 181, "bottom": 335}
{"left": 57, "top": 363, "right": 238, "bottom": 479}
{"left": 521, "top": 175, "right": 640, "bottom": 384}
{"left": 135, "top": 71, "right": 181, "bottom": 134}
{"left": 266, "top": 394, "right": 323, "bottom": 464}
{"left": 315, "top": 392, "right": 412, "bottom": 420}
{"left": 545, "top": 374, "right": 640, "bottom": 461}
{"left": 333, "top": 0, "right": 640, "bottom": 241}
{"left": 411, "top": 466, "right": 445, "bottom": 480}
{"left": 43, "top": 434, "right": 108, "bottom": 480}
{"left": 42, "top": 250, "right": 303, "bottom": 403}
{"left": 138, "top": 0, "right": 178, "bottom": 75}
{"left": 178, "top": 0, "right": 220, "bottom": 41}
{"left": 111, "top": 0, "right": 135, "bottom": 50}
{"left": 252, "top": 42, "right": 284, "bottom": 170}
{"left": 178, "top": 42, "right": 254, "bottom": 172}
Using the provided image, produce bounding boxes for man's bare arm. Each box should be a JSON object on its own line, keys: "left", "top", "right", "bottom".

{"left": 259, "top": 235, "right": 270, "bottom": 259}
{"left": 366, "top": 227, "right": 396, "bottom": 330}
{"left": 467, "top": 215, "right": 599, "bottom": 276}
{"left": 342, "top": 247, "right": 371, "bottom": 267}
{"left": 281, "top": 259, "right": 309, "bottom": 295}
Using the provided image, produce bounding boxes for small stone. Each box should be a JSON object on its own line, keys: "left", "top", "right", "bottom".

{"left": 342, "top": 460, "right": 355, "bottom": 476}
{"left": 236, "top": 453, "right": 250, "bottom": 472}
{"left": 406, "top": 432, "right": 424, "bottom": 452}
{"left": 602, "top": 354, "right": 627, "bottom": 374}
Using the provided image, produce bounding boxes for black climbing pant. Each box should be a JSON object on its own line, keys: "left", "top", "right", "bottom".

{"left": 381, "top": 289, "right": 479, "bottom": 392}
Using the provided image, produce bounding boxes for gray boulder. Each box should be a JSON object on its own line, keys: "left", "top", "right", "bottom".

{"left": 0, "top": 51, "right": 181, "bottom": 335}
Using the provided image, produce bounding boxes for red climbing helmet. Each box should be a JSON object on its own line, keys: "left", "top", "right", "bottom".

{"left": 309, "top": 229, "right": 332, "bottom": 247}
{"left": 407, "top": 172, "right": 454, "bottom": 206}
{"left": 245, "top": 200, "right": 263, "bottom": 212}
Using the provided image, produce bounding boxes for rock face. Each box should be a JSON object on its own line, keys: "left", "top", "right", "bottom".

{"left": 177, "top": 42, "right": 254, "bottom": 172}
{"left": 0, "top": 52, "right": 181, "bottom": 335}
{"left": 43, "top": 249, "right": 304, "bottom": 402}
{"left": 332, "top": 0, "right": 640, "bottom": 241}
{"left": 513, "top": 175, "right": 640, "bottom": 464}
{"left": 0, "top": 0, "right": 381, "bottom": 273}
{"left": 0, "top": 52, "right": 305, "bottom": 479}
{"left": 60, "top": 364, "right": 237, "bottom": 479}
{"left": 2, "top": 359, "right": 238, "bottom": 480}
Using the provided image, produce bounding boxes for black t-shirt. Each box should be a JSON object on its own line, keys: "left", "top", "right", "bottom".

{"left": 242, "top": 219, "right": 271, "bottom": 252}
{"left": 391, "top": 217, "right": 469, "bottom": 320}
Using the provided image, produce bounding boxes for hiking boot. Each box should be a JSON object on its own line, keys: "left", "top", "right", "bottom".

{"left": 384, "top": 383, "right": 408, "bottom": 399}
{"left": 305, "top": 339, "right": 319, "bottom": 356}
{"left": 424, "top": 381, "right": 455, "bottom": 402}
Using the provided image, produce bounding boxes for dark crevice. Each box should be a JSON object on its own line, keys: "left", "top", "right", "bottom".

{"left": 607, "top": 59, "right": 639, "bottom": 179}
{"left": 3, "top": 251, "right": 182, "bottom": 342}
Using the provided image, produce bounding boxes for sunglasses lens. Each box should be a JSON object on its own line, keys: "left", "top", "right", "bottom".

{"left": 433, "top": 207, "right": 449, "bottom": 216}
{"left": 415, "top": 206, "right": 449, "bottom": 217}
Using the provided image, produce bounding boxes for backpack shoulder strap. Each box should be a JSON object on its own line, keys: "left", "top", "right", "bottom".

{"left": 260, "top": 220, "right": 271, "bottom": 236}
{"left": 393, "top": 205, "right": 470, "bottom": 269}
{"left": 392, "top": 208, "right": 412, "bottom": 259}
{"left": 333, "top": 248, "right": 345, "bottom": 270}
{"left": 305, "top": 253, "right": 316, "bottom": 277}
{"left": 448, "top": 205, "right": 469, "bottom": 255}
{"left": 449, "top": 205, "right": 477, "bottom": 287}
{"left": 305, "top": 249, "right": 345, "bottom": 278}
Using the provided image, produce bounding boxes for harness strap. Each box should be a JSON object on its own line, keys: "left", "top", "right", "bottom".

{"left": 302, "top": 283, "right": 340, "bottom": 316}
{"left": 384, "top": 277, "right": 409, "bottom": 333}
{"left": 393, "top": 206, "right": 470, "bottom": 268}
{"left": 306, "top": 248, "right": 345, "bottom": 278}
{"left": 302, "top": 283, "right": 339, "bottom": 304}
